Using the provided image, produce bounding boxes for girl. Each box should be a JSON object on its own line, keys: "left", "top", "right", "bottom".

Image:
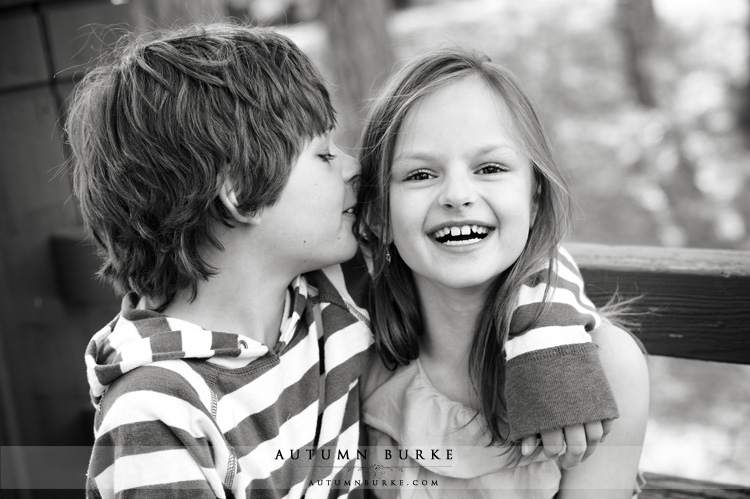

{"left": 357, "top": 47, "right": 649, "bottom": 497}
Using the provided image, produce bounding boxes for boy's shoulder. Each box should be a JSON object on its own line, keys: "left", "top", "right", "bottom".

{"left": 98, "top": 359, "right": 213, "bottom": 419}
{"left": 305, "top": 250, "right": 371, "bottom": 305}
{"left": 300, "top": 254, "right": 374, "bottom": 366}
{"left": 304, "top": 249, "right": 372, "bottom": 327}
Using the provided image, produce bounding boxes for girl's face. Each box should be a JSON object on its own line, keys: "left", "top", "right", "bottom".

{"left": 389, "top": 77, "right": 536, "bottom": 294}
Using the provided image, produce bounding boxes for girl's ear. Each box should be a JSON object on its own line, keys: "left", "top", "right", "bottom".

{"left": 529, "top": 182, "right": 541, "bottom": 228}
{"left": 219, "top": 179, "right": 261, "bottom": 225}
{"left": 365, "top": 209, "right": 393, "bottom": 244}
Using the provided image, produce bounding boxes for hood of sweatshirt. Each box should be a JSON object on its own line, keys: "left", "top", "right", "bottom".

{"left": 84, "top": 276, "right": 312, "bottom": 406}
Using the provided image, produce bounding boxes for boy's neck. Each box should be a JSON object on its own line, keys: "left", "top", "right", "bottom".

{"left": 163, "top": 275, "right": 288, "bottom": 347}
{"left": 161, "top": 228, "right": 297, "bottom": 348}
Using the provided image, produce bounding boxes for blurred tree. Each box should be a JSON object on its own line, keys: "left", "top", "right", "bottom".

{"left": 614, "top": 0, "right": 723, "bottom": 248}
{"left": 319, "top": 0, "right": 394, "bottom": 149}
{"left": 130, "top": 0, "right": 228, "bottom": 30}
{"left": 737, "top": 1, "right": 750, "bottom": 147}
{"left": 615, "top": 0, "right": 657, "bottom": 108}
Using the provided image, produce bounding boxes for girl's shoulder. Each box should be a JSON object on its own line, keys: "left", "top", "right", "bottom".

{"left": 361, "top": 355, "right": 479, "bottom": 442}
{"left": 361, "top": 352, "right": 412, "bottom": 402}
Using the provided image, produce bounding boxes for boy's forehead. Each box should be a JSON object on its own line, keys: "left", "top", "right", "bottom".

{"left": 308, "top": 132, "right": 331, "bottom": 146}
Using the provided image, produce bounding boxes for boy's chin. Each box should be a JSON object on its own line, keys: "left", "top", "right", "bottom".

{"left": 309, "top": 240, "right": 360, "bottom": 272}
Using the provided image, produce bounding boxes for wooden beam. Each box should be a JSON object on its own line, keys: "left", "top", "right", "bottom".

{"left": 567, "top": 243, "right": 750, "bottom": 365}
{"left": 640, "top": 472, "right": 750, "bottom": 498}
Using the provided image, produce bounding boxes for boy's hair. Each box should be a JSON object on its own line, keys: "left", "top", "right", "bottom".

{"left": 357, "top": 46, "right": 572, "bottom": 446}
{"left": 66, "top": 23, "right": 336, "bottom": 303}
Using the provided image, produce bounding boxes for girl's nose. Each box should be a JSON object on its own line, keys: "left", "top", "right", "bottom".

{"left": 438, "top": 172, "right": 476, "bottom": 209}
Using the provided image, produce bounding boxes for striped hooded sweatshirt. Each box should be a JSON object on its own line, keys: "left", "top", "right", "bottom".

{"left": 84, "top": 247, "right": 617, "bottom": 497}
{"left": 84, "top": 261, "right": 372, "bottom": 499}
{"left": 503, "top": 246, "right": 619, "bottom": 441}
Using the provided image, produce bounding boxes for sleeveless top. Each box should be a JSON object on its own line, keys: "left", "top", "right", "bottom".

{"left": 361, "top": 356, "right": 562, "bottom": 498}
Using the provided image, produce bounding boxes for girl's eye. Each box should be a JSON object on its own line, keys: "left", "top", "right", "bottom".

{"left": 477, "top": 163, "right": 508, "bottom": 175}
{"left": 319, "top": 153, "right": 337, "bottom": 163}
{"left": 404, "top": 170, "right": 433, "bottom": 181}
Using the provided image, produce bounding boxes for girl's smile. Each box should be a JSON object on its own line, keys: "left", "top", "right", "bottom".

{"left": 429, "top": 222, "right": 493, "bottom": 246}
{"left": 427, "top": 221, "right": 495, "bottom": 255}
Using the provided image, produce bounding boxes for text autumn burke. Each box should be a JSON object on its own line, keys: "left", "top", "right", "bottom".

{"left": 274, "top": 448, "right": 454, "bottom": 461}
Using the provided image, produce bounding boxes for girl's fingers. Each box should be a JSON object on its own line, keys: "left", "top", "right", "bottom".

{"left": 560, "top": 425, "right": 586, "bottom": 469}
{"left": 540, "top": 428, "right": 566, "bottom": 459}
{"left": 521, "top": 435, "right": 538, "bottom": 456}
{"left": 581, "top": 421, "right": 604, "bottom": 461}
{"left": 601, "top": 418, "right": 614, "bottom": 442}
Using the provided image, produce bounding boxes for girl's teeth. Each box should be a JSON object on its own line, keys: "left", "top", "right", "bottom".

{"left": 432, "top": 225, "right": 492, "bottom": 242}
{"left": 444, "top": 239, "right": 480, "bottom": 246}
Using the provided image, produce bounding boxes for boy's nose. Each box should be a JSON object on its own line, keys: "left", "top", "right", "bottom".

{"left": 332, "top": 144, "right": 361, "bottom": 182}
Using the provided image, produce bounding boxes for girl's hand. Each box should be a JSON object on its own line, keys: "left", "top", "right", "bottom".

{"left": 520, "top": 419, "right": 614, "bottom": 468}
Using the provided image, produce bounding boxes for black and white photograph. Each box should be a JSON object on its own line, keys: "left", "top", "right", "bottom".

{"left": 0, "top": 0, "right": 749, "bottom": 497}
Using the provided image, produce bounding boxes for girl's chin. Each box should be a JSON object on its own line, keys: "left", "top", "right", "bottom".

{"left": 419, "top": 274, "right": 500, "bottom": 293}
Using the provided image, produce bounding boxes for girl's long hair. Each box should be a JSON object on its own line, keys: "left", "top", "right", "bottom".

{"left": 357, "top": 46, "right": 572, "bottom": 447}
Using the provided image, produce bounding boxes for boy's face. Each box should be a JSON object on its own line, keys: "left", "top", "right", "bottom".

{"left": 257, "top": 134, "right": 361, "bottom": 274}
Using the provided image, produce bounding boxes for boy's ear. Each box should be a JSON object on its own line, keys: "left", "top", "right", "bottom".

{"left": 219, "top": 180, "right": 261, "bottom": 225}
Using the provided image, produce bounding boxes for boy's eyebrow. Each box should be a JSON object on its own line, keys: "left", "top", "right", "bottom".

{"left": 310, "top": 133, "right": 331, "bottom": 147}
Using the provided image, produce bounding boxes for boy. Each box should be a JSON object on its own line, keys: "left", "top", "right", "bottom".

{"left": 70, "top": 23, "right": 371, "bottom": 498}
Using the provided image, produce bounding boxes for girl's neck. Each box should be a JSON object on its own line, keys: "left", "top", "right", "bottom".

{"left": 413, "top": 276, "right": 492, "bottom": 408}
{"left": 416, "top": 277, "right": 489, "bottom": 356}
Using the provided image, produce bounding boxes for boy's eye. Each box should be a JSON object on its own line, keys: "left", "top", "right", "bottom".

{"left": 319, "top": 153, "right": 336, "bottom": 163}
{"left": 404, "top": 170, "right": 433, "bottom": 181}
{"left": 477, "top": 163, "right": 508, "bottom": 175}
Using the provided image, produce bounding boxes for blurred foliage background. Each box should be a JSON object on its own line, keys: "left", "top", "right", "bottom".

{"left": 88, "top": 0, "right": 750, "bottom": 252}
{"left": 280, "top": 0, "right": 750, "bottom": 253}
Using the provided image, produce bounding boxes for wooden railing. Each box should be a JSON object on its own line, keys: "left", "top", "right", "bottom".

{"left": 568, "top": 243, "right": 750, "bottom": 498}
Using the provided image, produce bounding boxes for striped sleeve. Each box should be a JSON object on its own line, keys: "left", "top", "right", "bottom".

{"left": 504, "top": 246, "right": 619, "bottom": 442}
{"left": 87, "top": 365, "right": 233, "bottom": 499}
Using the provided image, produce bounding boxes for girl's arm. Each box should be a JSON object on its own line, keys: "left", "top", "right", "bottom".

{"left": 556, "top": 321, "right": 649, "bottom": 498}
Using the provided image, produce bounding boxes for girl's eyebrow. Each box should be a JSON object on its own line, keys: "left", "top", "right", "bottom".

{"left": 392, "top": 152, "right": 439, "bottom": 165}
{"left": 394, "top": 144, "right": 519, "bottom": 165}
{"left": 472, "top": 144, "right": 519, "bottom": 157}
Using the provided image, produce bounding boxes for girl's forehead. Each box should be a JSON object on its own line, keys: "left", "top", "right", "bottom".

{"left": 395, "top": 78, "right": 521, "bottom": 151}
{"left": 411, "top": 78, "right": 514, "bottom": 127}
